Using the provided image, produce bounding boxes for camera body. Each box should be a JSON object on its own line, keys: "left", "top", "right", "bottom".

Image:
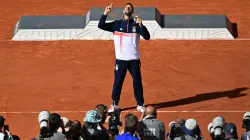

{"left": 108, "top": 109, "right": 122, "bottom": 136}
{"left": 243, "top": 112, "right": 250, "bottom": 132}
{"left": 168, "top": 121, "right": 185, "bottom": 138}
{"left": 3, "top": 125, "right": 9, "bottom": 135}
{"left": 208, "top": 116, "right": 225, "bottom": 139}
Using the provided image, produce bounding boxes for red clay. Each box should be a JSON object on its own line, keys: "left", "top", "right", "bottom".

{"left": 0, "top": 0, "right": 250, "bottom": 139}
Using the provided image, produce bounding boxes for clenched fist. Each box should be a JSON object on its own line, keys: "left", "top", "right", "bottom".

{"left": 134, "top": 16, "right": 143, "bottom": 27}
{"left": 104, "top": 2, "right": 113, "bottom": 15}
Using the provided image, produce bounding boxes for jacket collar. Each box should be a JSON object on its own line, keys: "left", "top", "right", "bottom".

{"left": 143, "top": 115, "right": 156, "bottom": 120}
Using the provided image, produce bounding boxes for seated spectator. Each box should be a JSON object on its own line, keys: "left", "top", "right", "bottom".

{"left": 116, "top": 113, "right": 141, "bottom": 140}
{"left": 138, "top": 105, "right": 166, "bottom": 140}
{"left": 224, "top": 123, "right": 238, "bottom": 140}
{"left": 179, "top": 118, "right": 203, "bottom": 140}
{"left": 167, "top": 119, "right": 186, "bottom": 140}
{"left": 83, "top": 110, "right": 111, "bottom": 140}
{"left": 0, "top": 115, "right": 14, "bottom": 140}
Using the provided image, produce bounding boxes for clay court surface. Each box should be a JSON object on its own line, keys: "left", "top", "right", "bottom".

{"left": 1, "top": 0, "right": 250, "bottom": 139}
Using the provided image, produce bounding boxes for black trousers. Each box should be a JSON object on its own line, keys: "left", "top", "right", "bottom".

{"left": 111, "top": 59, "right": 144, "bottom": 106}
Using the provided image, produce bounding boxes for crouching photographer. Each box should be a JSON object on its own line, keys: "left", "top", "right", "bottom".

{"left": 179, "top": 118, "right": 203, "bottom": 140}
{"left": 35, "top": 111, "right": 66, "bottom": 140}
{"left": 83, "top": 110, "right": 113, "bottom": 140}
{"left": 241, "top": 112, "right": 250, "bottom": 140}
{"left": 167, "top": 119, "right": 185, "bottom": 140}
{"left": 208, "top": 116, "right": 226, "bottom": 140}
{"left": 95, "top": 104, "right": 122, "bottom": 139}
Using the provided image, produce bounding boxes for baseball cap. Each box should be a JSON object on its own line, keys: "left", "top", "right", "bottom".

{"left": 0, "top": 115, "right": 5, "bottom": 125}
{"left": 181, "top": 118, "right": 200, "bottom": 136}
{"left": 225, "top": 123, "right": 238, "bottom": 139}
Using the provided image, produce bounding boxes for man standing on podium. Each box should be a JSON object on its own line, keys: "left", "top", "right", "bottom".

{"left": 98, "top": 2, "right": 150, "bottom": 113}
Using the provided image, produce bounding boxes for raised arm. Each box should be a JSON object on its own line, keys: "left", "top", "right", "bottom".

{"left": 98, "top": 14, "right": 116, "bottom": 32}
{"left": 135, "top": 16, "right": 150, "bottom": 40}
{"left": 98, "top": 3, "right": 116, "bottom": 32}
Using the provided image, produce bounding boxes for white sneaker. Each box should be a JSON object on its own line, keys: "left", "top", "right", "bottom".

{"left": 108, "top": 105, "right": 119, "bottom": 113}
{"left": 136, "top": 105, "right": 145, "bottom": 113}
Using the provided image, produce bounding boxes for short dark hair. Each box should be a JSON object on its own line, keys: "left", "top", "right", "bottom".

{"left": 95, "top": 104, "right": 107, "bottom": 117}
{"left": 0, "top": 115, "right": 5, "bottom": 126}
{"left": 124, "top": 3, "right": 134, "bottom": 11}
{"left": 95, "top": 104, "right": 107, "bottom": 124}
{"left": 70, "top": 120, "right": 81, "bottom": 131}
{"left": 124, "top": 113, "right": 138, "bottom": 133}
{"left": 49, "top": 113, "right": 61, "bottom": 131}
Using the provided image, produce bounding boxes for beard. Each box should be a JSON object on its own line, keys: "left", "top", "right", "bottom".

{"left": 124, "top": 11, "right": 133, "bottom": 16}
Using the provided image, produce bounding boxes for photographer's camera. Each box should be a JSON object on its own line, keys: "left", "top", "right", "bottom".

{"left": 108, "top": 109, "right": 122, "bottom": 137}
{"left": 208, "top": 116, "right": 225, "bottom": 139}
{"left": 243, "top": 112, "right": 250, "bottom": 132}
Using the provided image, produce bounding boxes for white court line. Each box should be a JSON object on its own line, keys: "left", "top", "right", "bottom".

{"left": 0, "top": 110, "right": 248, "bottom": 114}
{"left": 1, "top": 39, "right": 250, "bottom": 41}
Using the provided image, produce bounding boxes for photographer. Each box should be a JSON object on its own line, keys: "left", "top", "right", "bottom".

{"left": 0, "top": 115, "right": 14, "bottom": 140}
{"left": 179, "top": 118, "right": 203, "bottom": 140}
{"left": 35, "top": 110, "right": 51, "bottom": 139}
{"left": 83, "top": 110, "right": 113, "bottom": 140}
{"left": 167, "top": 119, "right": 185, "bottom": 140}
{"left": 107, "top": 108, "right": 122, "bottom": 138}
{"left": 208, "top": 116, "right": 226, "bottom": 140}
{"left": 241, "top": 112, "right": 250, "bottom": 140}
{"left": 94, "top": 104, "right": 122, "bottom": 138}
{"left": 36, "top": 112, "right": 66, "bottom": 140}
{"left": 138, "top": 105, "right": 166, "bottom": 140}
